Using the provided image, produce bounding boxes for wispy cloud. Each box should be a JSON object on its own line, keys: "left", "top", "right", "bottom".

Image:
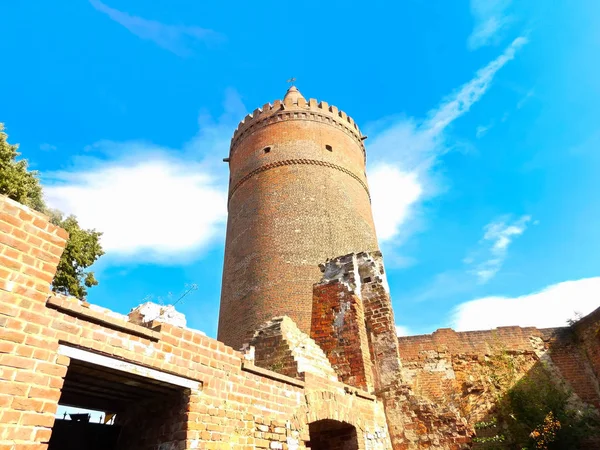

{"left": 90, "top": 0, "right": 223, "bottom": 56}
{"left": 469, "top": 215, "right": 531, "bottom": 283}
{"left": 43, "top": 90, "right": 244, "bottom": 263}
{"left": 40, "top": 143, "right": 57, "bottom": 151}
{"left": 452, "top": 277, "right": 600, "bottom": 331}
{"left": 516, "top": 89, "right": 535, "bottom": 109}
{"left": 475, "top": 124, "right": 491, "bottom": 138}
{"left": 404, "top": 214, "right": 532, "bottom": 304}
{"left": 468, "top": 0, "right": 514, "bottom": 50}
{"left": 368, "top": 37, "right": 527, "bottom": 250}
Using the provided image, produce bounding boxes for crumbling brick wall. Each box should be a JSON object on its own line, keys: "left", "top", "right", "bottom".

{"left": 396, "top": 324, "right": 600, "bottom": 448}
{"left": 310, "top": 252, "right": 415, "bottom": 448}
{"left": 571, "top": 306, "right": 600, "bottom": 407}
{"left": 307, "top": 250, "right": 600, "bottom": 449}
{"left": 0, "top": 195, "right": 392, "bottom": 450}
{"left": 247, "top": 315, "right": 339, "bottom": 382}
{"left": 312, "top": 278, "right": 374, "bottom": 391}
{"left": 397, "top": 328, "right": 551, "bottom": 424}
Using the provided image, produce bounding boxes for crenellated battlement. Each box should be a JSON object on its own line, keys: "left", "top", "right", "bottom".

{"left": 230, "top": 91, "right": 366, "bottom": 158}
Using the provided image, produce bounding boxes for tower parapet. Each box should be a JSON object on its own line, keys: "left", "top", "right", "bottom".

{"left": 230, "top": 88, "right": 366, "bottom": 160}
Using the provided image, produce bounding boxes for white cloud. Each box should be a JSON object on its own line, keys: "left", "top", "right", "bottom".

{"left": 476, "top": 125, "right": 490, "bottom": 138}
{"left": 369, "top": 164, "right": 422, "bottom": 242}
{"left": 468, "top": 0, "right": 514, "bottom": 50}
{"left": 470, "top": 215, "right": 531, "bottom": 283}
{"left": 368, "top": 37, "right": 527, "bottom": 245}
{"left": 43, "top": 90, "right": 244, "bottom": 263}
{"left": 45, "top": 160, "right": 227, "bottom": 260}
{"left": 452, "top": 277, "right": 600, "bottom": 331}
{"left": 89, "top": 0, "right": 223, "bottom": 56}
{"left": 396, "top": 325, "right": 412, "bottom": 337}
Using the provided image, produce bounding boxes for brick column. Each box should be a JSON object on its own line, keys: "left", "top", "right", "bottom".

{"left": 312, "top": 281, "right": 374, "bottom": 391}
{"left": 0, "top": 195, "right": 69, "bottom": 449}
{"left": 311, "top": 251, "right": 410, "bottom": 448}
{"left": 356, "top": 252, "right": 402, "bottom": 389}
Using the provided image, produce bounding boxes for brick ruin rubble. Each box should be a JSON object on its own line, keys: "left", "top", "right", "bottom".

{"left": 1, "top": 86, "right": 600, "bottom": 449}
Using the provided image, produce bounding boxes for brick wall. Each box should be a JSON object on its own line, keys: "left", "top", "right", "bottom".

{"left": 3, "top": 185, "right": 599, "bottom": 450}
{"left": 0, "top": 196, "right": 69, "bottom": 447}
{"left": 393, "top": 322, "right": 600, "bottom": 448}
{"left": 572, "top": 306, "right": 600, "bottom": 406}
{"left": 0, "top": 195, "right": 391, "bottom": 449}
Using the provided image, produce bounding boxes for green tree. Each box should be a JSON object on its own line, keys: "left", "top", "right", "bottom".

{"left": 0, "top": 123, "right": 104, "bottom": 299}
{"left": 0, "top": 124, "right": 45, "bottom": 211}
{"left": 48, "top": 210, "right": 104, "bottom": 299}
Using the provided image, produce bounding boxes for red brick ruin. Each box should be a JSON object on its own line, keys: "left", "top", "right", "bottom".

{"left": 2, "top": 87, "right": 600, "bottom": 449}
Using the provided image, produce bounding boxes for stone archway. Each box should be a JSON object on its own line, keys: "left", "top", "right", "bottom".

{"left": 308, "top": 419, "right": 358, "bottom": 450}
{"left": 291, "top": 391, "right": 365, "bottom": 450}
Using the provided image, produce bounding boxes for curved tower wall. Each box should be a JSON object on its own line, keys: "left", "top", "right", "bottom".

{"left": 218, "top": 89, "right": 380, "bottom": 349}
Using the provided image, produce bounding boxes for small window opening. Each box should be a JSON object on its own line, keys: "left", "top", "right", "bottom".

{"left": 263, "top": 146, "right": 271, "bottom": 154}
{"left": 325, "top": 144, "right": 333, "bottom": 151}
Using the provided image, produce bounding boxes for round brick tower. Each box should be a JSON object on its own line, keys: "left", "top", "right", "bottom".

{"left": 218, "top": 86, "right": 380, "bottom": 349}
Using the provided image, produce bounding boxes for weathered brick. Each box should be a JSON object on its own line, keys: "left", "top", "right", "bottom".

{"left": 11, "top": 397, "right": 44, "bottom": 412}
{"left": 20, "top": 412, "right": 55, "bottom": 427}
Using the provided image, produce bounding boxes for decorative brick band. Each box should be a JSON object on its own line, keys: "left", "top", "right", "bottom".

{"left": 228, "top": 158, "right": 371, "bottom": 202}
{"left": 231, "top": 109, "right": 366, "bottom": 160}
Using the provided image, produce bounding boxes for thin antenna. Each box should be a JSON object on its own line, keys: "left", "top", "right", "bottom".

{"left": 172, "top": 284, "right": 198, "bottom": 307}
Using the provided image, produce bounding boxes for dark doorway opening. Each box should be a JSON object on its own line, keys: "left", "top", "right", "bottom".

{"left": 308, "top": 419, "right": 359, "bottom": 450}
{"left": 49, "top": 353, "right": 191, "bottom": 450}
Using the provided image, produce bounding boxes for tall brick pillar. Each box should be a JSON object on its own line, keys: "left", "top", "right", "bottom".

{"left": 357, "top": 252, "right": 402, "bottom": 389}
{"left": 0, "top": 195, "right": 69, "bottom": 449}
{"left": 310, "top": 251, "right": 407, "bottom": 449}
{"left": 218, "top": 86, "right": 380, "bottom": 349}
{"left": 311, "top": 253, "right": 375, "bottom": 392}
{"left": 310, "top": 252, "right": 402, "bottom": 388}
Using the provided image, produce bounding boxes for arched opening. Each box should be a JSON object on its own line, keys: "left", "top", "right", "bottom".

{"left": 308, "top": 419, "right": 358, "bottom": 450}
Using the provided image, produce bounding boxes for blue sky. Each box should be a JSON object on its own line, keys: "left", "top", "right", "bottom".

{"left": 2, "top": 0, "right": 599, "bottom": 339}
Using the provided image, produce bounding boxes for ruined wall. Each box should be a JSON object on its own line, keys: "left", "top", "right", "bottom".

{"left": 0, "top": 195, "right": 391, "bottom": 450}
{"left": 307, "top": 251, "right": 600, "bottom": 449}
{"left": 247, "top": 315, "right": 339, "bottom": 382}
{"left": 571, "top": 306, "right": 600, "bottom": 407}
{"left": 312, "top": 279, "right": 374, "bottom": 391}
{"left": 397, "top": 327, "right": 556, "bottom": 425}
{"left": 310, "top": 252, "right": 413, "bottom": 448}
{"left": 396, "top": 323, "right": 600, "bottom": 448}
